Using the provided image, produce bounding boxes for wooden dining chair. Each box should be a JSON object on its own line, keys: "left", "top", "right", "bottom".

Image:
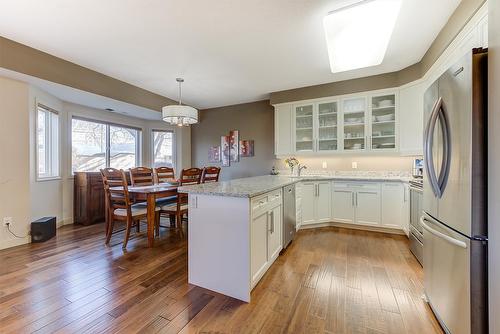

{"left": 154, "top": 166, "right": 176, "bottom": 184}
{"left": 129, "top": 167, "right": 154, "bottom": 186}
{"left": 179, "top": 168, "right": 203, "bottom": 185}
{"left": 101, "top": 168, "right": 159, "bottom": 248}
{"left": 160, "top": 168, "right": 202, "bottom": 228}
{"left": 201, "top": 166, "right": 221, "bottom": 183}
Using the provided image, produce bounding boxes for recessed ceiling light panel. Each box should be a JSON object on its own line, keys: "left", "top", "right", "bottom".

{"left": 323, "top": 0, "right": 402, "bottom": 73}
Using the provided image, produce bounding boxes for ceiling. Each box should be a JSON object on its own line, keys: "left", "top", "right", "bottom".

{"left": 0, "top": 0, "right": 461, "bottom": 109}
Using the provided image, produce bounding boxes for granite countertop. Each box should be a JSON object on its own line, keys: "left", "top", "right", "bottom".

{"left": 178, "top": 174, "right": 411, "bottom": 198}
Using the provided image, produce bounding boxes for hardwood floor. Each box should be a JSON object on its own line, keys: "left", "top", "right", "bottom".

{"left": 0, "top": 222, "right": 443, "bottom": 333}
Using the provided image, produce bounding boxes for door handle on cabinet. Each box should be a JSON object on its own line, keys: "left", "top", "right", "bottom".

{"left": 351, "top": 192, "right": 354, "bottom": 206}
{"left": 355, "top": 193, "right": 358, "bottom": 206}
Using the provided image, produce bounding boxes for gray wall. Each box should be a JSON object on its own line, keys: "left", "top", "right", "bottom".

{"left": 191, "top": 100, "right": 276, "bottom": 181}
{"left": 488, "top": 3, "right": 500, "bottom": 332}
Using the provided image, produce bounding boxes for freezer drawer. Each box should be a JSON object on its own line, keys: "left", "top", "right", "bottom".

{"left": 422, "top": 214, "right": 470, "bottom": 334}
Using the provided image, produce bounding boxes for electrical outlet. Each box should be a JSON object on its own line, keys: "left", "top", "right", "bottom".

{"left": 352, "top": 161, "right": 358, "bottom": 169}
{"left": 322, "top": 161, "right": 328, "bottom": 169}
{"left": 3, "top": 217, "right": 13, "bottom": 227}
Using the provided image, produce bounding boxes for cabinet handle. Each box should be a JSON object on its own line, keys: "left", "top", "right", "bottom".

{"left": 404, "top": 188, "right": 407, "bottom": 202}
{"left": 268, "top": 211, "right": 274, "bottom": 233}
{"left": 195, "top": 196, "right": 198, "bottom": 208}
{"left": 351, "top": 192, "right": 354, "bottom": 206}
{"left": 355, "top": 193, "right": 358, "bottom": 206}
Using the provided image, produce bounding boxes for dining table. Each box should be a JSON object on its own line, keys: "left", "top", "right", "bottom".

{"left": 121, "top": 182, "right": 179, "bottom": 247}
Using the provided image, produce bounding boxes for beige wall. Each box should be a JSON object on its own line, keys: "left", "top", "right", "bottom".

{"left": 488, "top": 0, "right": 499, "bottom": 331}
{"left": 191, "top": 100, "right": 276, "bottom": 181}
{"left": 0, "top": 76, "right": 30, "bottom": 249}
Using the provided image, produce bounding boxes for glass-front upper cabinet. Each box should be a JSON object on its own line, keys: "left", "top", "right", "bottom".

{"left": 370, "top": 94, "right": 396, "bottom": 150}
{"left": 294, "top": 104, "right": 314, "bottom": 152}
{"left": 317, "top": 101, "right": 338, "bottom": 151}
{"left": 342, "top": 97, "right": 366, "bottom": 151}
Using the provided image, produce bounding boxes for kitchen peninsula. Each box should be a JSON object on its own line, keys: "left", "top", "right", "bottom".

{"left": 179, "top": 173, "right": 410, "bottom": 302}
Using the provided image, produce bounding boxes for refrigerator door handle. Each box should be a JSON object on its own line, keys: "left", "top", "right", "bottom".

{"left": 420, "top": 216, "right": 467, "bottom": 249}
{"left": 437, "top": 101, "right": 451, "bottom": 195}
{"left": 424, "top": 97, "right": 444, "bottom": 198}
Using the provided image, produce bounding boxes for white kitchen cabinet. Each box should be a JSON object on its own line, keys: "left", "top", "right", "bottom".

{"left": 300, "top": 182, "right": 316, "bottom": 225}
{"left": 370, "top": 93, "right": 397, "bottom": 151}
{"left": 399, "top": 83, "right": 424, "bottom": 156}
{"left": 294, "top": 104, "right": 315, "bottom": 152}
{"left": 332, "top": 187, "right": 355, "bottom": 224}
{"left": 342, "top": 97, "right": 367, "bottom": 151}
{"left": 316, "top": 182, "right": 332, "bottom": 222}
{"left": 274, "top": 104, "right": 292, "bottom": 156}
{"left": 355, "top": 189, "right": 381, "bottom": 225}
{"left": 381, "top": 183, "right": 404, "bottom": 229}
{"left": 250, "top": 189, "right": 283, "bottom": 287}
{"left": 274, "top": 90, "right": 399, "bottom": 157}
{"left": 300, "top": 181, "right": 332, "bottom": 226}
{"left": 250, "top": 211, "right": 269, "bottom": 283}
{"left": 268, "top": 205, "right": 282, "bottom": 261}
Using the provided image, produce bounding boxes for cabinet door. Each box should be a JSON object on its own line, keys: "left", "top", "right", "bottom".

{"left": 342, "top": 97, "right": 367, "bottom": 151}
{"left": 332, "top": 189, "right": 355, "bottom": 224}
{"left": 316, "top": 182, "right": 332, "bottom": 222}
{"left": 355, "top": 190, "right": 381, "bottom": 225}
{"left": 294, "top": 104, "right": 314, "bottom": 152}
{"left": 370, "top": 94, "right": 397, "bottom": 151}
{"left": 251, "top": 211, "right": 269, "bottom": 283}
{"left": 381, "top": 183, "right": 403, "bottom": 229}
{"left": 399, "top": 84, "right": 424, "bottom": 156}
{"left": 268, "top": 205, "right": 282, "bottom": 261}
{"left": 274, "top": 104, "right": 292, "bottom": 156}
{"left": 317, "top": 101, "right": 338, "bottom": 152}
{"left": 301, "top": 182, "right": 316, "bottom": 225}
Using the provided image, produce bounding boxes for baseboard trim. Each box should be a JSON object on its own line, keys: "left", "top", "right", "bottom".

{"left": 299, "top": 221, "right": 407, "bottom": 236}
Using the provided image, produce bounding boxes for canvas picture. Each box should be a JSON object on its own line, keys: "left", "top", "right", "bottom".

{"left": 208, "top": 146, "right": 221, "bottom": 163}
{"left": 221, "top": 136, "right": 230, "bottom": 167}
{"left": 229, "top": 130, "right": 239, "bottom": 162}
{"left": 239, "top": 140, "right": 254, "bottom": 157}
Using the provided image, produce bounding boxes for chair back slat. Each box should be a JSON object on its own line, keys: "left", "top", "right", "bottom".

{"left": 129, "top": 167, "right": 154, "bottom": 186}
{"left": 179, "top": 168, "right": 203, "bottom": 186}
{"left": 101, "top": 168, "right": 131, "bottom": 211}
{"left": 155, "top": 167, "right": 176, "bottom": 184}
{"left": 202, "top": 167, "right": 221, "bottom": 183}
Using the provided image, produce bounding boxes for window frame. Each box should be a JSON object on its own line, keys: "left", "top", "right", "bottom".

{"left": 151, "top": 129, "right": 176, "bottom": 169}
{"left": 71, "top": 116, "right": 142, "bottom": 173}
{"left": 36, "top": 104, "right": 61, "bottom": 181}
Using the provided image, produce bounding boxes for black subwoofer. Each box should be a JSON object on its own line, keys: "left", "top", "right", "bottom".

{"left": 31, "top": 217, "right": 56, "bottom": 243}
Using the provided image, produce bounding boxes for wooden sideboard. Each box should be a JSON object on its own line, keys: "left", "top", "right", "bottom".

{"left": 73, "top": 172, "right": 106, "bottom": 225}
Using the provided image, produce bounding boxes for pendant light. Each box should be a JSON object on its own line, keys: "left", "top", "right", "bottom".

{"left": 162, "top": 78, "right": 198, "bottom": 126}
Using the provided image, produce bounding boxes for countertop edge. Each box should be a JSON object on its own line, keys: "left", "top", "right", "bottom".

{"left": 178, "top": 176, "right": 410, "bottom": 198}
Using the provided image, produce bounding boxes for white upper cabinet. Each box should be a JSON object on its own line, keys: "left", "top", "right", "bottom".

{"left": 399, "top": 83, "right": 424, "bottom": 156}
{"left": 370, "top": 94, "right": 397, "bottom": 151}
{"left": 294, "top": 104, "right": 315, "bottom": 152}
{"left": 274, "top": 104, "right": 292, "bottom": 156}
{"left": 274, "top": 90, "right": 400, "bottom": 157}
{"left": 342, "top": 97, "right": 367, "bottom": 152}
{"left": 317, "top": 101, "right": 339, "bottom": 152}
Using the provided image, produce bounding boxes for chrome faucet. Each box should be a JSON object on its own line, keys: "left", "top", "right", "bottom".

{"left": 297, "top": 164, "right": 307, "bottom": 176}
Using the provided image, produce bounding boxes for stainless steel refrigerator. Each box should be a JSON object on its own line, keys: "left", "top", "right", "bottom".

{"left": 422, "top": 48, "right": 488, "bottom": 334}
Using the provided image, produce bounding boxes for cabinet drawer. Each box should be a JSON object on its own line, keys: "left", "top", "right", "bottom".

{"left": 333, "top": 181, "right": 381, "bottom": 190}
{"left": 267, "top": 189, "right": 282, "bottom": 207}
{"left": 251, "top": 195, "right": 268, "bottom": 212}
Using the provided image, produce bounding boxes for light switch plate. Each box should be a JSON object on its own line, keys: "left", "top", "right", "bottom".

{"left": 352, "top": 162, "right": 358, "bottom": 169}
{"left": 322, "top": 162, "right": 327, "bottom": 169}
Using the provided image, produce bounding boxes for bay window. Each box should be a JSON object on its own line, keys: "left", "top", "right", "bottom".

{"left": 152, "top": 130, "right": 174, "bottom": 167}
{"left": 71, "top": 117, "right": 141, "bottom": 172}
{"left": 36, "top": 104, "right": 60, "bottom": 179}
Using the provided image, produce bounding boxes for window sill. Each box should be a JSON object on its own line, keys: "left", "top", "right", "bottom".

{"left": 36, "top": 176, "right": 62, "bottom": 182}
